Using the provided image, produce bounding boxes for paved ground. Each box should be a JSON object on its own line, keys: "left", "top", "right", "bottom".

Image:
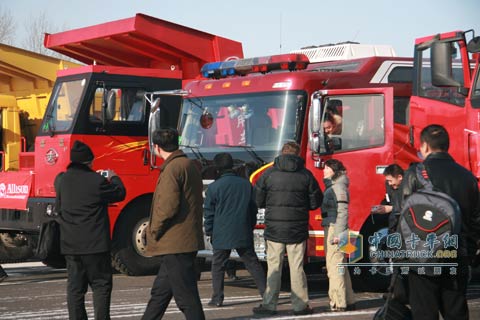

{"left": 1, "top": 262, "right": 480, "bottom": 319}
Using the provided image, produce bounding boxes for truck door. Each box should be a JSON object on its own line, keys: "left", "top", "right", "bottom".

{"left": 409, "top": 33, "right": 472, "bottom": 170}
{"left": 307, "top": 87, "right": 395, "bottom": 235}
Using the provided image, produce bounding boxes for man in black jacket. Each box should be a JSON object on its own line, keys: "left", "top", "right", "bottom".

{"left": 253, "top": 142, "right": 323, "bottom": 316}
{"left": 401, "top": 124, "right": 480, "bottom": 320}
{"left": 55, "top": 140, "right": 126, "bottom": 320}
{"left": 204, "top": 152, "right": 266, "bottom": 307}
{"left": 373, "top": 163, "right": 405, "bottom": 233}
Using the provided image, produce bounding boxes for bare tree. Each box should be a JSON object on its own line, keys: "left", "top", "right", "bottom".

{"left": 0, "top": 6, "right": 16, "bottom": 44}
{"left": 22, "top": 11, "right": 71, "bottom": 61}
{"left": 22, "top": 11, "right": 56, "bottom": 55}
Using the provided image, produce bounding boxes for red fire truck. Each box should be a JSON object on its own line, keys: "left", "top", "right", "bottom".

{"left": 0, "top": 13, "right": 243, "bottom": 275}
{"left": 147, "top": 32, "right": 479, "bottom": 288}
{"left": 146, "top": 42, "right": 413, "bottom": 288}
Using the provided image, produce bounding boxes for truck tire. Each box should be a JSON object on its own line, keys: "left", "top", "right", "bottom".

{"left": 111, "top": 198, "right": 161, "bottom": 276}
{"left": 353, "top": 217, "right": 391, "bottom": 292}
{"left": 0, "top": 233, "right": 35, "bottom": 262}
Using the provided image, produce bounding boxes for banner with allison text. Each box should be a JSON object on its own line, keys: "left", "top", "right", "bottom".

{"left": 0, "top": 171, "right": 32, "bottom": 210}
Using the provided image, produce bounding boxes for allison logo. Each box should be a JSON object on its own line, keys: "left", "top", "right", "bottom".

{"left": 45, "top": 148, "right": 59, "bottom": 165}
{"left": 0, "top": 182, "right": 29, "bottom": 198}
{"left": 0, "top": 183, "right": 5, "bottom": 197}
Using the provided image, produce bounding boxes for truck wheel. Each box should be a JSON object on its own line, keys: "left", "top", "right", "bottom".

{"left": 111, "top": 199, "right": 161, "bottom": 276}
{"left": 353, "top": 220, "right": 391, "bottom": 292}
{"left": 0, "top": 233, "right": 35, "bottom": 262}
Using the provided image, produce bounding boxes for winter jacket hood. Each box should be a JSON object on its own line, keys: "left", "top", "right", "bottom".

{"left": 273, "top": 154, "right": 305, "bottom": 172}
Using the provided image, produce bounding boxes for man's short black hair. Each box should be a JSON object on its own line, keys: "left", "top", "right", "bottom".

{"left": 420, "top": 124, "right": 449, "bottom": 152}
{"left": 153, "top": 128, "right": 179, "bottom": 152}
{"left": 213, "top": 152, "right": 234, "bottom": 171}
{"left": 383, "top": 164, "right": 404, "bottom": 177}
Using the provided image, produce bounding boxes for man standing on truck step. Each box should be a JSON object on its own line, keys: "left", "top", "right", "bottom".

{"left": 142, "top": 128, "right": 205, "bottom": 320}
{"left": 204, "top": 152, "right": 266, "bottom": 307}
{"left": 54, "top": 140, "right": 126, "bottom": 320}
{"left": 401, "top": 124, "right": 480, "bottom": 320}
{"left": 253, "top": 141, "right": 323, "bottom": 316}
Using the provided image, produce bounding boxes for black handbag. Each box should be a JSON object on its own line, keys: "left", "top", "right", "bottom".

{"left": 373, "top": 271, "right": 412, "bottom": 320}
{"left": 36, "top": 220, "right": 65, "bottom": 268}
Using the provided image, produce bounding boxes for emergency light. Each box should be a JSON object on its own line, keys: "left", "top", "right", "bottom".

{"left": 201, "top": 53, "right": 310, "bottom": 79}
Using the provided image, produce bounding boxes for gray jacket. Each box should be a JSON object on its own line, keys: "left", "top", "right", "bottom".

{"left": 321, "top": 173, "right": 349, "bottom": 238}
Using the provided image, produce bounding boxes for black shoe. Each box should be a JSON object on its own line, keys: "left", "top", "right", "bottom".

{"left": 293, "top": 305, "right": 313, "bottom": 315}
{"left": 207, "top": 300, "right": 223, "bottom": 307}
{"left": 330, "top": 306, "right": 346, "bottom": 312}
{"left": 346, "top": 303, "right": 356, "bottom": 311}
{"left": 0, "top": 275, "right": 6, "bottom": 283}
{"left": 252, "top": 305, "right": 276, "bottom": 315}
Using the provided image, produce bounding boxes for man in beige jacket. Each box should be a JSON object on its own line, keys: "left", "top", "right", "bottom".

{"left": 142, "top": 128, "right": 205, "bottom": 320}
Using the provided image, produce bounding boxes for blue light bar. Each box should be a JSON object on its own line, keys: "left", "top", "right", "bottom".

{"left": 200, "top": 62, "right": 222, "bottom": 78}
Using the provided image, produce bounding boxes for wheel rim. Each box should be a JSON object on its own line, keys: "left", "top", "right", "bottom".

{"left": 132, "top": 218, "right": 151, "bottom": 257}
{"left": 367, "top": 227, "right": 391, "bottom": 276}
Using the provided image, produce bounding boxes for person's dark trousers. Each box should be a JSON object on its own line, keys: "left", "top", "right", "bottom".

{"left": 408, "top": 263, "right": 469, "bottom": 320}
{"left": 211, "top": 247, "right": 266, "bottom": 304}
{"left": 142, "top": 252, "right": 205, "bottom": 320}
{"left": 65, "top": 252, "right": 113, "bottom": 320}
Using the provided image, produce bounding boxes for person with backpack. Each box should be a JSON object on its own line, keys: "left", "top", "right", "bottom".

{"left": 401, "top": 124, "right": 480, "bottom": 320}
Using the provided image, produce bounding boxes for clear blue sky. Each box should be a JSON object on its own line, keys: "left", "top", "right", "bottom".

{"left": 5, "top": 0, "right": 480, "bottom": 58}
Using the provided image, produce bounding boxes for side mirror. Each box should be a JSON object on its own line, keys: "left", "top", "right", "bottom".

{"left": 431, "top": 41, "right": 461, "bottom": 87}
{"left": 310, "top": 134, "right": 320, "bottom": 153}
{"left": 105, "top": 90, "right": 116, "bottom": 121}
{"left": 311, "top": 99, "right": 321, "bottom": 133}
{"left": 148, "top": 98, "right": 161, "bottom": 168}
{"left": 467, "top": 36, "right": 480, "bottom": 53}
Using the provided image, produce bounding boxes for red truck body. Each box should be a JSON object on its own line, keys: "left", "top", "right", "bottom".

{"left": 149, "top": 34, "right": 479, "bottom": 287}
{"left": 143, "top": 43, "right": 412, "bottom": 287}
{"left": 0, "top": 13, "right": 243, "bottom": 275}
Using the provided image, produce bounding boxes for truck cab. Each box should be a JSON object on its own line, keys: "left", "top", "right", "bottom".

{"left": 408, "top": 30, "right": 480, "bottom": 178}
{"left": 148, "top": 43, "right": 414, "bottom": 288}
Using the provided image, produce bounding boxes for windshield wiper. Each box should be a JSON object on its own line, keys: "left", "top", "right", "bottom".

{"left": 180, "top": 144, "right": 208, "bottom": 165}
{"left": 219, "top": 144, "right": 266, "bottom": 165}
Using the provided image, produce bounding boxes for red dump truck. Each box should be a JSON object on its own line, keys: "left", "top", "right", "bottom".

{"left": 0, "top": 13, "right": 243, "bottom": 275}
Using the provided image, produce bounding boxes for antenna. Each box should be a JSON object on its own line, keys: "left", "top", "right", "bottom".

{"left": 279, "top": 13, "right": 282, "bottom": 53}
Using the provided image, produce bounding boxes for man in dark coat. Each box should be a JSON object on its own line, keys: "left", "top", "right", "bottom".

{"left": 142, "top": 128, "right": 205, "bottom": 320}
{"left": 253, "top": 142, "right": 323, "bottom": 316}
{"left": 54, "top": 140, "right": 126, "bottom": 320}
{"left": 401, "top": 124, "right": 480, "bottom": 320}
{"left": 204, "top": 152, "right": 266, "bottom": 307}
{"left": 373, "top": 163, "right": 405, "bottom": 233}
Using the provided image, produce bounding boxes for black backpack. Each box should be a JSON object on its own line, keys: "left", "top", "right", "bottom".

{"left": 397, "top": 163, "right": 461, "bottom": 275}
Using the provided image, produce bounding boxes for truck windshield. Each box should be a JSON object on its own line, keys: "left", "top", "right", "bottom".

{"left": 42, "top": 79, "right": 86, "bottom": 133}
{"left": 179, "top": 91, "right": 305, "bottom": 154}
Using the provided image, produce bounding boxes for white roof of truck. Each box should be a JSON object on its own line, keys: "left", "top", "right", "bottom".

{"left": 291, "top": 42, "right": 396, "bottom": 63}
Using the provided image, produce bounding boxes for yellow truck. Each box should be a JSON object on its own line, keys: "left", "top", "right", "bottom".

{"left": 0, "top": 43, "right": 80, "bottom": 171}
